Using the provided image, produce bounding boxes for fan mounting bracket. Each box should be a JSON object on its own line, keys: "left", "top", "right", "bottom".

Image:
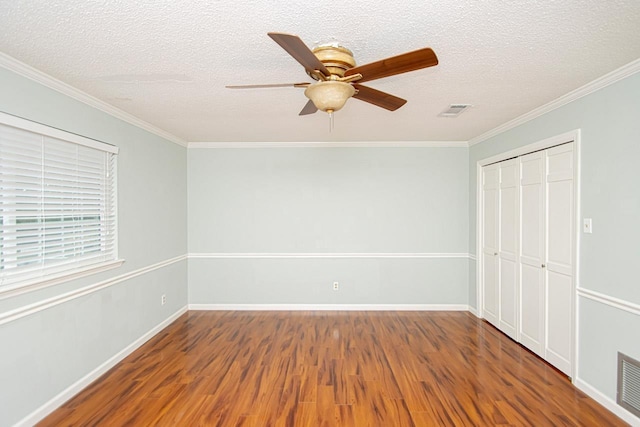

{"left": 308, "top": 45, "right": 358, "bottom": 80}
{"left": 307, "top": 70, "right": 363, "bottom": 84}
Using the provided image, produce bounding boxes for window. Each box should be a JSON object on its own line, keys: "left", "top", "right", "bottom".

{"left": 0, "top": 113, "right": 119, "bottom": 293}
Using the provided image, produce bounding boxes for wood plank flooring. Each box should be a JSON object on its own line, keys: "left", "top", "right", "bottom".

{"left": 38, "top": 311, "right": 626, "bottom": 426}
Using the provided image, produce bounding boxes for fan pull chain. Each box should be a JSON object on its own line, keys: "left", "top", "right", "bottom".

{"left": 328, "top": 109, "right": 334, "bottom": 132}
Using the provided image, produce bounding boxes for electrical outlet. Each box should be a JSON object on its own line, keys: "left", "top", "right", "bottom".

{"left": 161, "top": 294, "right": 166, "bottom": 305}
{"left": 333, "top": 282, "right": 339, "bottom": 291}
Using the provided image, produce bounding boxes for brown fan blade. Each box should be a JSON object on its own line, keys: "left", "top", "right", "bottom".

{"left": 299, "top": 99, "right": 318, "bottom": 115}
{"left": 345, "top": 48, "right": 438, "bottom": 83}
{"left": 352, "top": 84, "right": 407, "bottom": 111}
{"left": 267, "top": 32, "right": 330, "bottom": 76}
{"left": 226, "top": 82, "right": 309, "bottom": 89}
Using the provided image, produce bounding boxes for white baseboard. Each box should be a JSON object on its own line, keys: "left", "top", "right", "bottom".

{"left": 188, "top": 303, "right": 470, "bottom": 311}
{"left": 468, "top": 306, "right": 479, "bottom": 317}
{"left": 574, "top": 377, "right": 640, "bottom": 426}
{"left": 16, "top": 305, "right": 188, "bottom": 427}
{"left": 189, "top": 252, "right": 473, "bottom": 259}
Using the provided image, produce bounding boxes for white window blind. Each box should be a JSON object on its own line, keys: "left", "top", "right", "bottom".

{"left": 0, "top": 114, "right": 118, "bottom": 291}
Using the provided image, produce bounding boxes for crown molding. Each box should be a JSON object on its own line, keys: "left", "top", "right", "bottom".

{"left": 0, "top": 52, "right": 187, "bottom": 147}
{"left": 468, "top": 58, "right": 640, "bottom": 147}
{"left": 187, "top": 140, "right": 469, "bottom": 148}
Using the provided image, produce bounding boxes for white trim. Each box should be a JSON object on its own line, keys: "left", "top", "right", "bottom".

{"left": 189, "top": 303, "right": 470, "bottom": 311}
{"left": 469, "top": 59, "right": 640, "bottom": 147}
{"left": 574, "top": 378, "right": 640, "bottom": 426}
{"left": 187, "top": 141, "right": 468, "bottom": 149}
{"left": 468, "top": 254, "right": 477, "bottom": 261}
{"left": 577, "top": 287, "right": 640, "bottom": 317}
{"left": 188, "top": 252, "right": 473, "bottom": 259}
{"left": 0, "top": 255, "right": 187, "bottom": 326}
{"left": 0, "top": 111, "right": 119, "bottom": 153}
{"left": 0, "top": 259, "right": 125, "bottom": 300}
{"left": 477, "top": 130, "right": 579, "bottom": 167}
{"left": 475, "top": 160, "right": 483, "bottom": 318}
{"left": 469, "top": 58, "right": 640, "bottom": 147}
{"left": 0, "top": 52, "right": 187, "bottom": 147}
{"left": 15, "top": 305, "right": 188, "bottom": 427}
{"left": 573, "top": 136, "right": 583, "bottom": 382}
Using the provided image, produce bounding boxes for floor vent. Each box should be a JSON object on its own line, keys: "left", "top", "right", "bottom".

{"left": 617, "top": 352, "right": 640, "bottom": 417}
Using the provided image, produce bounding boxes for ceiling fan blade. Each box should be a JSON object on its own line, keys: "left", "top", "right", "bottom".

{"left": 345, "top": 48, "right": 438, "bottom": 83}
{"left": 299, "top": 99, "right": 318, "bottom": 115}
{"left": 226, "top": 82, "right": 309, "bottom": 89}
{"left": 352, "top": 84, "right": 407, "bottom": 111}
{"left": 267, "top": 32, "right": 330, "bottom": 76}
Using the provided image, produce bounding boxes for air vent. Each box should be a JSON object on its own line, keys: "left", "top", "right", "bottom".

{"left": 618, "top": 352, "right": 640, "bottom": 417}
{"left": 439, "top": 104, "right": 472, "bottom": 117}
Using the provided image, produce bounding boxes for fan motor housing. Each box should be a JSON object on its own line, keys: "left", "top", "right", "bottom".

{"left": 311, "top": 45, "right": 356, "bottom": 78}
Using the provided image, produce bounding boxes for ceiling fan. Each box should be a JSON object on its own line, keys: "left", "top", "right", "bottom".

{"left": 226, "top": 33, "right": 439, "bottom": 116}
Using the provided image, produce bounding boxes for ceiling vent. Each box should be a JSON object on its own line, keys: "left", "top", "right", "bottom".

{"left": 439, "top": 104, "right": 471, "bottom": 117}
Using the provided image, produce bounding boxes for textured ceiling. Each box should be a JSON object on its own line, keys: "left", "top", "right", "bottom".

{"left": 1, "top": 1, "right": 640, "bottom": 143}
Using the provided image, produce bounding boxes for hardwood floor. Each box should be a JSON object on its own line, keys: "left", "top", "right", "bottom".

{"left": 39, "top": 311, "right": 626, "bottom": 426}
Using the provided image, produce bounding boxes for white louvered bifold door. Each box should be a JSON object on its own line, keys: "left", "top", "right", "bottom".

{"left": 519, "top": 151, "right": 545, "bottom": 357}
{"left": 482, "top": 163, "right": 500, "bottom": 328}
{"left": 498, "top": 159, "right": 519, "bottom": 340}
{"left": 544, "top": 143, "right": 574, "bottom": 376}
{"left": 481, "top": 141, "right": 574, "bottom": 377}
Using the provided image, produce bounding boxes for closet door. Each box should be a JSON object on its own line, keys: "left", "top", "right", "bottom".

{"left": 519, "top": 152, "right": 545, "bottom": 356}
{"left": 482, "top": 164, "right": 499, "bottom": 327}
{"left": 544, "top": 143, "right": 574, "bottom": 376}
{"left": 498, "top": 160, "right": 519, "bottom": 339}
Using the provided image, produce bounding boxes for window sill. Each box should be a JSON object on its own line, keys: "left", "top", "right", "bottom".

{"left": 0, "top": 259, "right": 126, "bottom": 300}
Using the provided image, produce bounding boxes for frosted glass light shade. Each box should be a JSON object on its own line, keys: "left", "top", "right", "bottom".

{"left": 304, "top": 81, "right": 355, "bottom": 112}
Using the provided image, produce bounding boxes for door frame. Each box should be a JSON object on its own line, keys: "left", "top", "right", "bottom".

{"left": 475, "top": 129, "right": 581, "bottom": 379}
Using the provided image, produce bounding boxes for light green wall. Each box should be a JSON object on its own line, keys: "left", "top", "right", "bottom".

{"left": 468, "top": 71, "right": 640, "bottom": 408}
{"left": 189, "top": 257, "right": 468, "bottom": 305}
{"left": 2, "top": 58, "right": 638, "bottom": 424}
{"left": 579, "top": 298, "right": 640, "bottom": 402}
{"left": 188, "top": 147, "right": 469, "bottom": 305}
{"left": 0, "top": 67, "right": 188, "bottom": 426}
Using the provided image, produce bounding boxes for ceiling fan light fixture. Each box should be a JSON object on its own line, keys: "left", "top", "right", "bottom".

{"left": 304, "top": 81, "right": 355, "bottom": 113}
{"left": 229, "top": 33, "right": 439, "bottom": 117}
